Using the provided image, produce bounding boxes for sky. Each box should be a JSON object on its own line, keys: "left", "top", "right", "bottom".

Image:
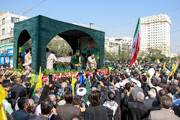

{"left": 0, "top": 0, "right": 180, "bottom": 53}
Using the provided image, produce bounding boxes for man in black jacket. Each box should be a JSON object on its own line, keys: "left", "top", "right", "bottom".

{"left": 85, "top": 90, "right": 108, "bottom": 120}
{"left": 12, "top": 97, "right": 30, "bottom": 120}
{"left": 125, "top": 91, "right": 148, "bottom": 120}
{"left": 56, "top": 91, "right": 82, "bottom": 120}
{"left": 11, "top": 77, "right": 26, "bottom": 108}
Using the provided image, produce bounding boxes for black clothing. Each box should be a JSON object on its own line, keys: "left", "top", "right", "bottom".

{"left": 173, "top": 106, "right": 180, "bottom": 117}
{"left": 143, "top": 98, "right": 157, "bottom": 115}
{"left": 141, "top": 83, "right": 150, "bottom": 97}
{"left": 39, "top": 85, "right": 49, "bottom": 104}
{"left": 128, "top": 101, "right": 148, "bottom": 120}
{"left": 11, "top": 84, "right": 26, "bottom": 108}
{"left": 85, "top": 105, "right": 108, "bottom": 120}
{"left": 12, "top": 109, "right": 29, "bottom": 120}
{"left": 11, "top": 84, "right": 26, "bottom": 100}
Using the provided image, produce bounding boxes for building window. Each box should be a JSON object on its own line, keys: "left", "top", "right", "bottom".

{"left": 2, "top": 18, "right": 5, "bottom": 25}
{"left": 10, "top": 28, "right": 14, "bottom": 34}
{"left": 11, "top": 17, "right": 20, "bottom": 23}
{"left": 11, "top": 17, "right": 14, "bottom": 23}
{"left": 2, "top": 28, "right": 5, "bottom": 35}
{"left": 15, "top": 18, "right": 19, "bottom": 22}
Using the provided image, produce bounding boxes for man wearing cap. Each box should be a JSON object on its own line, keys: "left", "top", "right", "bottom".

{"left": 70, "top": 50, "right": 81, "bottom": 70}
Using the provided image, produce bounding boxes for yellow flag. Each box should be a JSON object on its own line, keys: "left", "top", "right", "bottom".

{"left": 71, "top": 75, "right": 75, "bottom": 96}
{"left": 0, "top": 84, "right": 8, "bottom": 120}
{"left": 166, "top": 60, "right": 179, "bottom": 76}
{"left": 108, "top": 67, "right": 112, "bottom": 72}
{"left": 163, "top": 62, "right": 166, "bottom": 70}
{"left": 19, "top": 47, "right": 21, "bottom": 53}
{"left": 33, "top": 67, "right": 42, "bottom": 96}
{"left": 30, "top": 74, "right": 37, "bottom": 87}
{"left": 0, "top": 104, "right": 7, "bottom": 120}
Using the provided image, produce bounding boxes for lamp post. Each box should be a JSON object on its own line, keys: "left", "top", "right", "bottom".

{"left": 89, "top": 23, "right": 94, "bottom": 28}
{"left": 115, "top": 39, "right": 123, "bottom": 59}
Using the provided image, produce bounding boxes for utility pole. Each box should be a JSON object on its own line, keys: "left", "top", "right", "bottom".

{"left": 89, "top": 23, "right": 94, "bottom": 28}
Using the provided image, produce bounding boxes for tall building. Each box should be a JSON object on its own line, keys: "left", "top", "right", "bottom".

{"left": 0, "top": 11, "right": 29, "bottom": 66}
{"left": 0, "top": 11, "right": 29, "bottom": 44}
{"left": 140, "top": 14, "right": 171, "bottom": 56}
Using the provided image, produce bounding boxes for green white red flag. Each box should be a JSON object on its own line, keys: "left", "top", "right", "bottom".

{"left": 130, "top": 18, "right": 140, "bottom": 66}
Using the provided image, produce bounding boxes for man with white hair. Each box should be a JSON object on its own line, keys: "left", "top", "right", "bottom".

{"left": 136, "top": 92, "right": 145, "bottom": 102}
{"left": 28, "top": 99, "right": 35, "bottom": 114}
{"left": 32, "top": 88, "right": 43, "bottom": 104}
{"left": 126, "top": 92, "right": 148, "bottom": 120}
{"left": 143, "top": 88, "right": 158, "bottom": 113}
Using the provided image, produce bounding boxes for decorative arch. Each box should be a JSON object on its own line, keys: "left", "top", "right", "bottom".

{"left": 17, "top": 30, "right": 31, "bottom": 47}
{"left": 13, "top": 15, "right": 105, "bottom": 72}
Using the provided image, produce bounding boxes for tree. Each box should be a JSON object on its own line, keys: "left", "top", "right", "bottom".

{"left": 143, "top": 48, "right": 169, "bottom": 62}
{"left": 121, "top": 43, "right": 131, "bottom": 58}
{"left": 120, "top": 51, "right": 129, "bottom": 61}
{"left": 159, "top": 54, "right": 169, "bottom": 61}
{"left": 105, "top": 50, "right": 118, "bottom": 62}
{"left": 47, "top": 36, "right": 73, "bottom": 56}
{"left": 23, "top": 39, "right": 32, "bottom": 48}
{"left": 149, "top": 49, "right": 161, "bottom": 59}
{"left": 144, "top": 56, "right": 151, "bottom": 62}
{"left": 105, "top": 50, "right": 130, "bottom": 62}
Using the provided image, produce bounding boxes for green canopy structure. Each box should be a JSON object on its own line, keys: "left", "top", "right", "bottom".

{"left": 13, "top": 15, "right": 105, "bottom": 72}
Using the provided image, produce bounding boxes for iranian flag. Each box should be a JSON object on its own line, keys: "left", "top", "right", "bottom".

{"left": 130, "top": 18, "right": 140, "bottom": 66}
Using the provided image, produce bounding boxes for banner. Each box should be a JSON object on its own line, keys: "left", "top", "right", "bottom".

{"left": 0, "top": 85, "right": 8, "bottom": 120}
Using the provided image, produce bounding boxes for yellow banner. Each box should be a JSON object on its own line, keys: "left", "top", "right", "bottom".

{"left": 0, "top": 84, "right": 8, "bottom": 120}
{"left": 163, "top": 62, "right": 166, "bottom": 70}
{"left": 71, "top": 75, "right": 75, "bottom": 96}
{"left": 166, "top": 60, "right": 179, "bottom": 76}
{"left": 34, "top": 67, "right": 42, "bottom": 92}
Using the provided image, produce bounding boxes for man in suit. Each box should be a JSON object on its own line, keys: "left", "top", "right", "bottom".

{"left": 56, "top": 91, "right": 83, "bottom": 120}
{"left": 32, "top": 88, "right": 43, "bottom": 104}
{"left": 150, "top": 95, "right": 179, "bottom": 120}
{"left": 12, "top": 97, "right": 30, "bottom": 120}
{"left": 11, "top": 78, "right": 26, "bottom": 108}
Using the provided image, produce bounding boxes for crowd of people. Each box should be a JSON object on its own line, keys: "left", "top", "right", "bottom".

{"left": 1, "top": 60, "right": 180, "bottom": 120}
